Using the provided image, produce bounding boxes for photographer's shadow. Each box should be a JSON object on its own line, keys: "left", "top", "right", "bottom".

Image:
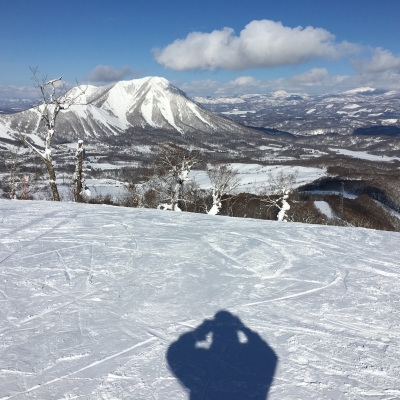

{"left": 167, "top": 310, "right": 277, "bottom": 400}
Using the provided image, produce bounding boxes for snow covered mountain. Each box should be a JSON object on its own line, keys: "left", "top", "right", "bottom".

{"left": 0, "top": 200, "right": 399, "bottom": 399}
{"left": 195, "top": 88, "right": 400, "bottom": 136}
{"left": 0, "top": 77, "right": 253, "bottom": 145}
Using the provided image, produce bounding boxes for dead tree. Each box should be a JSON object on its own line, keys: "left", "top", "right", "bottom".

{"left": 18, "top": 68, "right": 85, "bottom": 201}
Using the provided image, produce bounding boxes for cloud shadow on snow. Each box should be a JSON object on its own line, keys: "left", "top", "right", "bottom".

{"left": 166, "top": 310, "right": 277, "bottom": 399}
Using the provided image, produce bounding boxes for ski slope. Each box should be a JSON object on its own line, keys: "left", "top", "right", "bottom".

{"left": 0, "top": 200, "right": 399, "bottom": 399}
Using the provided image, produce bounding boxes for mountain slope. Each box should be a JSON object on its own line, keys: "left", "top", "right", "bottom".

{"left": 0, "top": 200, "right": 399, "bottom": 399}
{"left": 0, "top": 77, "right": 254, "bottom": 145}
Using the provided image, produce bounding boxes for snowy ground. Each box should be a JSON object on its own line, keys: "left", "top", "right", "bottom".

{"left": 314, "top": 201, "right": 334, "bottom": 219}
{"left": 0, "top": 201, "right": 399, "bottom": 399}
{"left": 190, "top": 164, "right": 326, "bottom": 194}
{"left": 329, "top": 148, "right": 400, "bottom": 162}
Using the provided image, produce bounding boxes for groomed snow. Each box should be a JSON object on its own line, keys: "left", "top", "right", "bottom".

{"left": 1, "top": 200, "right": 399, "bottom": 399}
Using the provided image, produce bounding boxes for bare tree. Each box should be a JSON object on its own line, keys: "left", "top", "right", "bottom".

{"left": 207, "top": 163, "right": 241, "bottom": 215}
{"left": 18, "top": 68, "right": 86, "bottom": 201}
{"left": 257, "top": 170, "right": 298, "bottom": 222}
{"left": 1, "top": 147, "right": 44, "bottom": 200}
{"left": 2, "top": 147, "right": 25, "bottom": 199}
{"left": 152, "top": 144, "right": 200, "bottom": 211}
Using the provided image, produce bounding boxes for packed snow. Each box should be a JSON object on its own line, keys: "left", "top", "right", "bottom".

{"left": 1, "top": 200, "right": 399, "bottom": 399}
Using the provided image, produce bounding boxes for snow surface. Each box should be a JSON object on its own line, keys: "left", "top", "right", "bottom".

{"left": 0, "top": 200, "right": 399, "bottom": 399}
{"left": 342, "top": 87, "right": 375, "bottom": 94}
{"left": 314, "top": 201, "right": 334, "bottom": 219}
{"left": 330, "top": 148, "right": 400, "bottom": 162}
{"left": 190, "top": 164, "right": 326, "bottom": 194}
{"left": 381, "top": 119, "right": 398, "bottom": 125}
{"left": 342, "top": 104, "right": 361, "bottom": 109}
{"left": 304, "top": 190, "right": 358, "bottom": 199}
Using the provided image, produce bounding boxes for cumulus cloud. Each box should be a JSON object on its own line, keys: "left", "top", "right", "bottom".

{"left": 178, "top": 68, "right": 354, "bottom": 97}
{"left": 289, "top": 68, "right": 329, "bottom": 86}
{"left": 154, "top": 20, "right": 359, "bottom": 71}
{"left": 0, "top": 85, "right": 38, "bottom": 99}
{"left": 230, "top": 76, "right": 260, "bottom": 86}
{"left": 353, "top": 48, "right": 400, "bottom": 73}
{"left": 85, "top": 65, "right": 134, "bottom": 82}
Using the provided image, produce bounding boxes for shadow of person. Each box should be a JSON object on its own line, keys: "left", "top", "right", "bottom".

{"left": 167, "top": 310, "right": 277, "bottom": 399}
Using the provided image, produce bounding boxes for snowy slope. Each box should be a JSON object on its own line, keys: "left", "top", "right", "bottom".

{"left": 0, "top": 200, "right": 399, "bottom": 399}
{"left": 0, "top": 77, "right": 252, "bottom": 143}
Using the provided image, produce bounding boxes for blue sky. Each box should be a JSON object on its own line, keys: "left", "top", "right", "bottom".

{"left": 1, "top": 0, "right": 400, "bottom": 98}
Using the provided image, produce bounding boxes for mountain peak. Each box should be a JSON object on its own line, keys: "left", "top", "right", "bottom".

{"left": 342, "top": 87, "right": 376, "bottom": 94}
{"left": 1, "top": 76, "right": 252, "bottom": 143}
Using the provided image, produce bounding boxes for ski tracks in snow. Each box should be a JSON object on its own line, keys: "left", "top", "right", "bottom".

{"left": 0, "top": 337, "right": 157, "bottom": 400}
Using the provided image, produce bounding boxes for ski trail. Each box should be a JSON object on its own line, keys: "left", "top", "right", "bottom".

{"left": 243, "top": 268, "right": 344, "bottom": 306}
{"left": 56, "top": 250, "right": 71, "bottom": 284}
{"left": 228, "top": 231, "right": 296, "bottom": 278}
{"left": 0, "top": 337, "right": 157, "bottom": 400}
{"left": 19, "top": 244, "right": 88, "bottom": 260}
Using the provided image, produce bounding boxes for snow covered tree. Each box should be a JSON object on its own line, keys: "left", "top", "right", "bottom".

{"left": 207, "top": 163, "right": 241, "bottom": 215}
{"left": 73, "top": 140, "right": 90, "bottom": 202}
{"left": 258, "top": 170, "right": 298, "bottom": 222}
{"left": 18, "top": 68, "right": 86, "bottom": 201}
{"left": 152, "top": 144, "right": 200, "bottom": 211}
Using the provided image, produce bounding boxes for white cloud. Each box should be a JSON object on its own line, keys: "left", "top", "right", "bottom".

{"left": 353, "top": 48, "right": 400, "bottom": 73}
{"left": 289, "top": 68, "right": 329, "bottom": 86}
{"left": 154, "top": 20, "right": 359, "bottom": 71}
{"left": 288, "top": 68, "right": 347, "bottom": 87}
{"left": 85, "top": 65, "right": 134, "bottom": 82}
{"left": 230, "top": 76, "right": 260, "bottom": 86}
{"left": 0, "top": 85, "right": 38, "bottom": 99}
{"left": 177, "top": 68, "right": 352, "bottom": 97}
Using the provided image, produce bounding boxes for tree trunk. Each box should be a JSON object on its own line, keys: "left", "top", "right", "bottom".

{"left": 74, "top": 140, "right": 84, "bottom": 203}
{"left": 44, "top": 159, "right": 60, "bottom": 201}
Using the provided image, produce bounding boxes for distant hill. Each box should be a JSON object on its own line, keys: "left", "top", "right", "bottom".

{"left": 195, "top": 88, "right": 400, "bottom": 136}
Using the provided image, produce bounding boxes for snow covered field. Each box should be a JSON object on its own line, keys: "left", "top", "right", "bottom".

{"left": 190, "top": 164, "right": 326, "bottom": 194}
{"left": 0, "top": 200, "right": 399, "bottom": 399}
{"left": 329, "top": 148, "right": 400, "bottom": 162}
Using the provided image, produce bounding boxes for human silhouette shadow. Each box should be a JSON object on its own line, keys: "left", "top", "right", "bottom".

{"left": 167, "top": 310, "right": 277, "bottom": 400}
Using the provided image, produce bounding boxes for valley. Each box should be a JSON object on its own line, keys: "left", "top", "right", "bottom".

{"left": 1, "top": 78, "right": 400, "bottom": 232}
